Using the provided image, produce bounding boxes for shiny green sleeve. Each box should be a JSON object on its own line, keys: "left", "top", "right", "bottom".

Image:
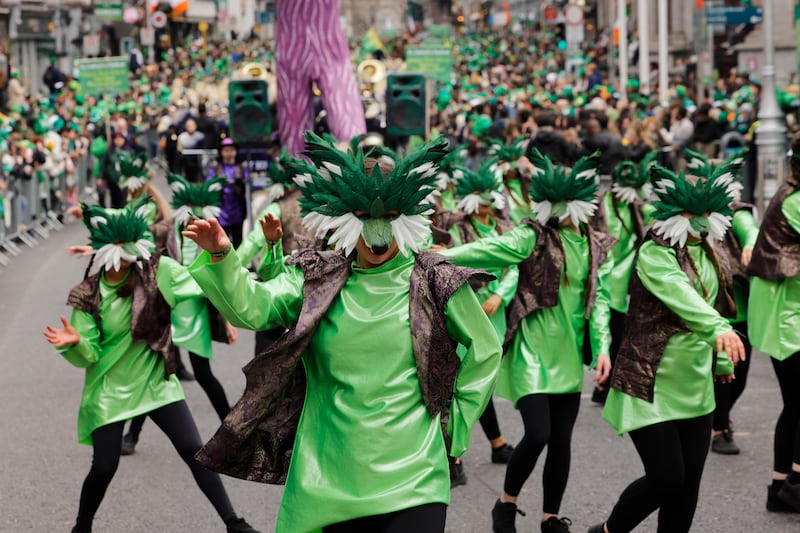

{"left": 448, "top": 225, "right": 463, "bottom": 247}
{"left": 732, "top": 210, "right": 759, "bottom": 250}
{"left": 494, "top": 264, "right": 519, "bottom": 307}
{"left": 444, "top": 284, "right": 503, "bottom": 457}
{"left": 189, "top": 248, "right": 303, "bottom": 331}
{"left": 588, "top": 255, "right": 614, "bottom": 365}
{"left": 236, "top": 203, "right": 282, "bottom": 267}
{"left": 441, "top": 225, "right": 537, "bottom": 270}
{"left": 255, "top": 240, "right": 285, "bottom": 281}
{"left": 59, "top": 309, "right": 101, "bottom": 368}
{"left": 781, "top": 190, "right": 800, "bottom": 235}
{"left": 636, "top": 242, "right": 732, "bottom": 346}
{"left": 156, "top": 255, "right": 203, "bottom": 306}
{"left": 642, "top": 203, "right": 657, "bottom": 226}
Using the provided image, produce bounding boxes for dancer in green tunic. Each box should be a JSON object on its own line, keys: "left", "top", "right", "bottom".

{"left": 442, "top": 150, "right": 615, "bottom": 533}
{"left": 589, "top": 154, "right": 656, "bottom": 404}
{"left": 590, "top": 163, "right": 745, "bottom": 533}
{"left": 490, "top": 136, "right": 534, "bottom": 224}
{"left": 43, "top": 199, "right": 258, "bottom": 533}
{"left": 182, "top": 133, "right": 502, "bottom": 533}
{"left": 436, "top": 160, "right": 519, "bottom": 483}
{"left": 747, "top": 136, "right": 800, "bottom": 513}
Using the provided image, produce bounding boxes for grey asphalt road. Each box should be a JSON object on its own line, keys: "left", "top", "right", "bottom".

{"left": 1, "top": 218, "right": 799, "bottom": 533}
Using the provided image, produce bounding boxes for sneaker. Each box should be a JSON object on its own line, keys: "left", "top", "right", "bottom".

{"left": 711, "top": 431, "right": 740, "bottom": 455}
{"left": 587, "top": 525, "right": 605, "bottom": 533}
{"left": 590, "top": 387, "right": 608, "bottom": 405}
{"left": 767, "top": 483, "right": 799, "bottom": 513}
{"left": 450, "top": 460, "right": 468, "bottom": 488}
{"left": 492, "top": 443, "right": 515, "bottom": 464}
{"left": 777, "top": 479, "right": 800, "bottom": 512}
{"left": 225, "top": 517, "right": 260, "bottom": 533}
{"left": 120, "top": 433, "right": 138, "bottom": 456}
{"left": 176, "top": 366, "right": 195, "bottom": 381}
{"left": 492, "top": 499, "right": 525, "bottom": 533}
{"left": 541, "top": 516, "right": 572, "bottom": 533}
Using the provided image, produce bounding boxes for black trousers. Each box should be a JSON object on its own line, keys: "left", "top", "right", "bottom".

{"left": 74, "top": 400, "right": 235, "bottom": 530}
{"left": 479, "top": 396, "right": 502, "bottom": 442}
{"left": 322, "top": 503, "right": 447, "bottom": 533}
{"left": 771, "top": 351, "right": 800, "bottom": 473}
{"left": 605, "top": 414, "right": 713, "bottom": 533}
{"left": 107, "top": 181, "right": 126, "bottom": 209}
{"left": 713, "top": 321, "right": 752, "bottom": 431}
{"left": 503, "top": 393, "right": 581, "bottom": 514}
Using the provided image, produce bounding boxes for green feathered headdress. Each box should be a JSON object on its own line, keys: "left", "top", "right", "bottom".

{"left": 433, "top": 144, "right": 468, "bottom": 190}
{"left": 295, "top": 130, "right": 448, "bottom": 256}
{"left": 81, "top": 196, "right": 153, "bottom": 272}
{"left": 117, "top": 151, "right": 150, "bottom": 191}
{"left": 527, "top": 148, "right": 601, "bottom": 226}
{"left": 650, "top": 163, "right": 739, "bottom": 247}
{"left": 452, "top": 159, "right": 506, "bottom": 215}
{"left": 611, "top": 152, "right": 657, "bottom": 203}
{"left": 488, "top": 136, "right": 529, "bottom": 170}
{"left": 167, "top": 173, "right": 225, "bottom": 226}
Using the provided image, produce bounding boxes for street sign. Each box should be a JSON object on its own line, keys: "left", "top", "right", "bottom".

{"left": 705, "top": 6, "right": 763, "bottom": 26}
{"left": 73, "top": 56, "right": 130, "bottom": 96}
{"left": 405, "top": 45, "right": 452, "bottom": 84}
{"left": 564, "top": 4, "right": 584, "bottom": 26}
{"left": 95, "top": 3, "right": 123, "bottom": 22}
{"left": 151, "top": 11, "right": 167, "bottom": 28}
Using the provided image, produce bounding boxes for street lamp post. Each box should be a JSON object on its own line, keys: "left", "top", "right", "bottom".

{"left": 755, "top": 0, "right": 787, "bottom": 214}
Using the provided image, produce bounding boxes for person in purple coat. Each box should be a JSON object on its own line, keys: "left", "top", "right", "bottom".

{"left": 207, "top": 138, "right": 248, "bottom": 247}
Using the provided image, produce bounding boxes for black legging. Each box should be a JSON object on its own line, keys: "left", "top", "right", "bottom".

{"left": 322, "top": 503, "right": 447, "bottom": 533}
{"left": 605, "top": 414, "right": 713, "bottom": 533}
{"left": 770, "top": 351, "right": 800, "bottom": 473}
{"left": 479, "top": 396, "right": 502, "bottom": 441}
{"left": 74, "top": 400, "right": 235, "bottom": 531}
{"left": 503, "top": 393, "right": 581, "bottom": 514}
{"left": 713, "top": 321, "right": 752, "bottom": 431}
{"left": 128, "top": 349, "right": 230, "bottom": 440}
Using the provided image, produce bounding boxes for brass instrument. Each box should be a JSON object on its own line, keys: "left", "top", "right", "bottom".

{"left": 234, "top": 62, "right": 277, "bottom": 104}
{"left": 357, "top": 59, "right": 387, "bottom": 97}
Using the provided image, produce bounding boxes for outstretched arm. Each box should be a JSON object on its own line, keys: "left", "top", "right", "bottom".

{"left": 440, "top": 224, "right": 538, "bottom": 270}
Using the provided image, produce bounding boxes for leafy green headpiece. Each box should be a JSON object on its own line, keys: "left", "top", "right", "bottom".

{"left": 295, "top": 131, "right": 448, "bottom": 256}
{"left": 117, "top": 151, "right": 150, "bottom": 191}
{"left": 81, "top": 196, "right": 153, "bottom": 272}
{"left": 611, "top": 152, "right": 657, "bottom": 204}
{"left": 527, "top": 148, "right": 601, "bottom": 226}
{"left": 650, "top": 163, "right": 739, "bottom": 247}
{"left": 167, "top": 173, "right": 225, "bottom": 226}
{"left": 453, "top": 159, "right": 506, "bottom": 215}
{"left": 488, "top": 136, "right": 529, "bottom": 171}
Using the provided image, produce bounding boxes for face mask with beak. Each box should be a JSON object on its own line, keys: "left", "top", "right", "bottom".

{"left": 81, "top": 196, "right": 154, "bottom": 273}
{"left": 294, "top": 131, "right": 448, "bottom": 257}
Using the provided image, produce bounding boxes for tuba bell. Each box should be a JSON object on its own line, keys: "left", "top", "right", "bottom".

{"left": 235, "top": 62, "right": 278, "bottom": 104}
{"left": 357, "top": 59, "right": 387, "bottom": 97}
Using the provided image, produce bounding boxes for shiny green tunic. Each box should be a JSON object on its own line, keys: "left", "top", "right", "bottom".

{"left": 603, "top": 241, "right": 735, "bottom": 435}
{"left": 730, "top": 209, "right": 759, "bottom": 323}
{"left": 170, "top": 222, "right": 213, "bottom": 358}
{"left": 444, "top": 224, "right": 612, "bottom": 402}
{"left": 189, "top": 249, "right": 501, "bottom": 533}
{"left": 448, "top": 216, "right": 519, "bottom": 342}
{"left": 749, "top": 190, "right": 800, "bottom": 361}
{"left": 60, "top": 258, "right": 191, "bottom": 445}
{"left": 504, "top": 179, "right": 534, "bottom": 224}
{"left": 599, "top": 192, "right": 638, "bottom": 313}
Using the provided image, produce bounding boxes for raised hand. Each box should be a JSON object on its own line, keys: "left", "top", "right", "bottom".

{"left": 259, "top": 213, "right": 283, "bottom": 244}
{"left": 182, "top": 218, "right": 231, "bottom": 256}
{"left": 43, "top": 315, "right": 80, "bottom": 348}
{"left": 65, "top": 245, "right": 93, "bottom": 257}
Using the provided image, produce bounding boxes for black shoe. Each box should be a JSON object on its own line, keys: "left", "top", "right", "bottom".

{"left": 450, "top": 460, "right": 468, "bottom": 488}
{"left": 777, "top": 479, "right": 800, "bottom": 512}
{"left": 492, "top": 443, "right": 515, "bottom": 464}
{"left": 541, "top": 516, "right": 572, "bottom": 533}
{"left": 767, "top": 483, "right": 800, "bottom": 513}
{"left": 120, "top": 433, "right": 137, "bottom": 456}
{"left": 71, "top": 528, "right": 91, "bottom": 533}
{"left": 225, "top": 517, "right": 260, "bottom": 533}
{"left": 591, "top": 387, "right": 608, "bottom": 405}
{"left": 176, "top": 366, "right": 195, "bottom": 381}
{"left": 492, "top": 499, "right": 525, "bottom": 533}
{"left": 587, "top": 524, "right": 605, "bottom": 533}
{"left": 711, "top": 431, "right": 740, "bottom": 455}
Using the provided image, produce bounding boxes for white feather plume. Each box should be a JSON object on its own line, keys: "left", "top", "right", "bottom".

{"left": 565, "top": 199, "right": 599, "bottom": 226}
{"left": 612, "top": 182, "right": 652, "bottom": 204}
{"left": 202, "top": 205, "right": 221, "bottom": 220}
{"left": 89, "top": 216, "right": 107, "bottom": 229}
{"left": 706, "top": 212, "right": 732, "bottom": 242}
{"left": 457, "top": 193, "right": 482, "bottom": 215}
{"left": 123, "top": 176, "right": 147, "bottom": 191}
{"left": 172, "top": 205, "right": 194, "bottom": 226}
{"left": 264, "top": 183, "right": 286, "bottom": 205}
{"left": 391, "top": 214, "right": 431, "bottom": 257}
{"left": 531, "top": 200, "right": 553, "bottom": 225}
{"left": 324, "top": 213, "right": 364, "bottom": 256}
{"left": 492, "top": 191, "right": 507, "bottom": 210}
{"left": 652, "top": 215, "right": 693, "bottom": 247}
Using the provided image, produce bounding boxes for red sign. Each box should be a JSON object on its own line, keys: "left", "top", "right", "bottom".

{"left": 543, "top": 5, "right": 559, "bottom": 22}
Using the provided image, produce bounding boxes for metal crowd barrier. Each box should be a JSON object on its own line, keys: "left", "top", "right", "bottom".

{"left": 0, "top": 152, "right": 92, "bottom": 271}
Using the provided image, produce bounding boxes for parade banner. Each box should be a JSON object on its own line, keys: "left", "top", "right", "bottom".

{"left": 94, "top": 3, "right": 124, "bottom": 22}
{"left": 405, "top": 45, "right": 452, "bottom": 84}
{"left": 73, "top": 57, "right": 130, "bottom": 96}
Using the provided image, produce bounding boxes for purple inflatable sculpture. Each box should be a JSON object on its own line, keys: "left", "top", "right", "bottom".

{"left": 276, "top": 0, "right": 367, "bottom": 156}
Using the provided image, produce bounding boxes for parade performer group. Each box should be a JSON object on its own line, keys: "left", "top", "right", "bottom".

{"left": 43, "top": 119, "right": 800, "bottom": 532}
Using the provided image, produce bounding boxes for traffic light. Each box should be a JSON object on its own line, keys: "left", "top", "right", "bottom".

{"left": 386, "top": 74, "right": 426, "bottom": 137}
{"left": 228, "top": 79, "right": 271, "bottom": 146}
